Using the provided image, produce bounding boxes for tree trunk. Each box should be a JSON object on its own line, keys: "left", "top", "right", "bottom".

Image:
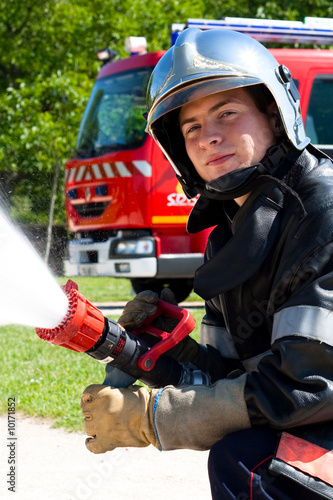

{"left": 44, "top": 146, "right": 61, "bottom": 266}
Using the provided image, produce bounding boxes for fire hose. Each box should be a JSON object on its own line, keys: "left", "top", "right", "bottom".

{"left": 35, "top": 280, "right": 209, "bottom": 388}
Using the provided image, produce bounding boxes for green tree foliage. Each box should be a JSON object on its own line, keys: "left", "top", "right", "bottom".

{"left": 0, "top": 0, "right": 333, "bottom": 223}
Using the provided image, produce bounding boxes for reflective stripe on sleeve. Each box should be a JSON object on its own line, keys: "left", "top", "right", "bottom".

{"left": 272, "top": 305, "right": 333, "bottom": 346}
{"left": 200, "top": 323, "right": 270, "bottom": 372}
{"left": 200, "top": 324, "right": 239, "bottom": 358}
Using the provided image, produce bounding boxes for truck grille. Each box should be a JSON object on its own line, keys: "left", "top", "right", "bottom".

{"left": 74, "top": 202, "right": 110, "bottom": 218}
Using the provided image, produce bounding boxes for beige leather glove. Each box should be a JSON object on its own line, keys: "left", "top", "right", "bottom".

{"left": 80, "top": 384, "right": 159, "bottom": 454}
{"left": 81, "top": 374, "right": 251, "bottom": 453}
{"left": 118, "top": 288, "right": 199, "bottom": 363}
{"left": 156, "top": 373, "right": 251, "bottom": 451}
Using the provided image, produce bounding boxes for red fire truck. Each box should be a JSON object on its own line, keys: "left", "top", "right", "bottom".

{"left": 64, "top": 17, "right": 333, "bottom": 301}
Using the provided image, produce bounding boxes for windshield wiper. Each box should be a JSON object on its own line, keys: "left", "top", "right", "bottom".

{"left": 74, "top": 144, "right": 127, "bottom": 159}
{"left": 95, "top": 144, "right": 127, "bottom": 153}
{"left": 74, "top": 147, "right": 97, "bottom": 159}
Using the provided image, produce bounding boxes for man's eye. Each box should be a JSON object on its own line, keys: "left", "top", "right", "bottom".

{"left": 186, "top": 125, "right": 199, "bottom": 134}
{"left": 220, "top": 111, "right": 234, "bottom": 118}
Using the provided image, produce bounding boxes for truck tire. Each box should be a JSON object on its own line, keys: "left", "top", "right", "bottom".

{"left": 130, "top": 278, "right": 194, "bottom": 303}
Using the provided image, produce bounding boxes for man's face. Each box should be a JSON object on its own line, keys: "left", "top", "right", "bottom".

{"left": 179, "top": 88, "right": 280, "bottom": 184}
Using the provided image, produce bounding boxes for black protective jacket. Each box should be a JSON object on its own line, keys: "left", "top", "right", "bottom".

{"left": 189, "top": 145, "right": 333, "bottom": 496}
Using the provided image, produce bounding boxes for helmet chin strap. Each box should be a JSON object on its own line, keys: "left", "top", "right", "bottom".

{"left": 177, "top": 140, "right": 294, "bottom": 201}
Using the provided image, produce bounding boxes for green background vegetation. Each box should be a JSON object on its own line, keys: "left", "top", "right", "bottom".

{"left": 1, "top": 0, "right": 333, "bottom": 223}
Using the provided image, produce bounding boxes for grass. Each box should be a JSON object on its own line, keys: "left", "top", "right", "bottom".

{"left": 56, "top": 276, "right": 135, "bottom": 302}
{"left": 56, "top": 276, "right": 203, "bottom": 303}
{"left": 0, "top": 277, "right": 204, "bottom": 432}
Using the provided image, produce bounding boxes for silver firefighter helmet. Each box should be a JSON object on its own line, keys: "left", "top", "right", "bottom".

{"left": 145, "top": 28, "right": 309, "bottom": 196}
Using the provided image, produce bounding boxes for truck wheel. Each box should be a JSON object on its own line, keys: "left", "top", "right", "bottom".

{"left": 130, "top": 278, "right": 194, "bottom": 303}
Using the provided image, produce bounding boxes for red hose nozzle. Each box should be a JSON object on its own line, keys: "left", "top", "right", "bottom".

{"left": 35, "top": 280, "right": 105, "bottom": 352}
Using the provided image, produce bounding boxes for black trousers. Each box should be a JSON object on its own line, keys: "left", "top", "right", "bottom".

{"left": 208, "top": 428, "right": 324, "bottom": 500}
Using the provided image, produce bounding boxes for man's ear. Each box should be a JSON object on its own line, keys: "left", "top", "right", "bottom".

{"left": 269, "top": 103, "right": 282, "bottom": 137}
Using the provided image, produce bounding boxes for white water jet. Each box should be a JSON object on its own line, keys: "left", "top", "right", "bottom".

{"left": 0, "top": 209, "right": 69, "bottom": 328}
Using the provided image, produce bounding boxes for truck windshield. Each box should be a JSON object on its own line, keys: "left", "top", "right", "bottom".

{"left": 75, "top": 67, "right": 152, "bottom": 157}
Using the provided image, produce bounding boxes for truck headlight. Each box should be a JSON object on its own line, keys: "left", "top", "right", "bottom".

{"left": 110, "top": 237, "right": 155, "bottom": 258}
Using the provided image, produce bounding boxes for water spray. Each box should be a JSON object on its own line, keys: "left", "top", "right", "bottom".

{"left": 0, "top": 208, "right": 68, "bottom": 328}
{"left": 35, "top": 280, "right": 209, "bottom": 388}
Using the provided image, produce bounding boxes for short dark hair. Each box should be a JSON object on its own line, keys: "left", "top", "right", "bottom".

{"left": 244, "top": 84, "right": 275, "bottom": 114}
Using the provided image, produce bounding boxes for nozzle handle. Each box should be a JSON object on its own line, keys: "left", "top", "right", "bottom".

{"left": 131, "top": 300, "right": 196, "bottom": 372}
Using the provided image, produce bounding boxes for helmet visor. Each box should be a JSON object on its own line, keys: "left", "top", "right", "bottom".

{"left": 147, "top": 75, "right": 262, "bottom": 133}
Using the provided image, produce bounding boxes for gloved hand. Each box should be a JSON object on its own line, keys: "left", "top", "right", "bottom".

{"left": 80, "top": 384, "right": 159, "bottom": 454}
{"left": 81, "top": 374, "right": 251, "bottom": 453}
{"left": 118, "top": 288, "right": 199, "bottom": 363}
{"left": 118, "top": 288, "right": 178, "bottom": 331}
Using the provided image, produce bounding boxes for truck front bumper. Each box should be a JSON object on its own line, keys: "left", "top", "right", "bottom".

{"left": 64, "top": 235, "right": 157, "bottom": 277}
{"left": 64, "top": 235, "right": 203, "bottom": 279}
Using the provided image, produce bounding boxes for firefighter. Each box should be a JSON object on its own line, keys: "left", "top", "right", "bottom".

{"left": 81, "top": 28, "right": 333, "bottom": 499}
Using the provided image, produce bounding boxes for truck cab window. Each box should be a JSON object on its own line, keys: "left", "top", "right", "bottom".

{"left": 305, "top": 76, "right": 333, "bottom": 146}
